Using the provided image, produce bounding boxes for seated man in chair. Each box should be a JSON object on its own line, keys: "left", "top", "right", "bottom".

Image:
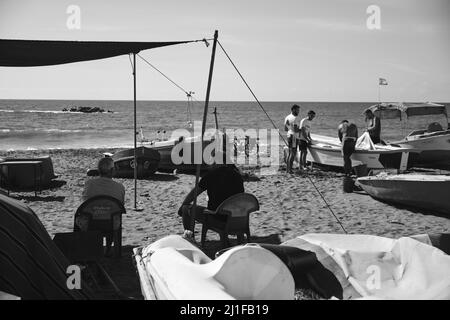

{"left": 178, "top": 164, "right": 244, "bottom": 240}
{"left": 82, "top": 157, "right": 125, "bottom": 204}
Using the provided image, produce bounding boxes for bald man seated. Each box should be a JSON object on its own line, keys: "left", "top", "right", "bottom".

{"left": 82, "top": 157, "right": 125, "bottom": 204}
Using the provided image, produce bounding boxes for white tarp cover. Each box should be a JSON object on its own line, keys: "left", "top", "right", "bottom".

{"left": 355, "top": 132, "right": 376, "bottom": 150}
{"left": 285, "top": 233, "right": 450, "bottom": 300}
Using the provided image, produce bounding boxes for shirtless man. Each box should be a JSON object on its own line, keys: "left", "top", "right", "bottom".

{"left": 284, "top": 104, "right": 301, "bottom": 174}
{"left": 299, "top": 110, "right": 316, "bottom": 170}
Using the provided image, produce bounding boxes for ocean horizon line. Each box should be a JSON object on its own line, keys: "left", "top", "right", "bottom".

{"left": 1, "top": 98, "right": 449, "bottom": 104}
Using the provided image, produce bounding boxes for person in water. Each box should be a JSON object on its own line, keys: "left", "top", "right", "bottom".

{"left": 178, "top": 164, "right": 244, "bottom": 241}
{"left": 338, "top": 120, "right": 358, "bottom": 176}
{"left": 299, "top": 110, "right": 316, "bottom": 170}
{"left": 284, "top": 104, "right": 301, "bottom": 174}
{"left": 364, "top": 109, "right": 381, "bottom": 144}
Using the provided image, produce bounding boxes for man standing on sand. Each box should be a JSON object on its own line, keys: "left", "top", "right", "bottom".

{"left": 82, "top": 157, "right": 125, "bottom": 204}
{"left": 364, "top": 109, "right": 381, "bottom": 144}
{"left": 299, "top": 110, "right": 316, "bottom": 170}
{"left": 338, "top": 120, "right": 358, "bottom": 176}
{"left": 284, "top": 104, "right": 301, "bottom": 174}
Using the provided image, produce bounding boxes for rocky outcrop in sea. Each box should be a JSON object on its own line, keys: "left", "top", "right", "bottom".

{"left": 62, "top": 106, "right": 114, "bottom": 113}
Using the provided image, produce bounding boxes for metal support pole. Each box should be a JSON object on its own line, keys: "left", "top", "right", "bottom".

{"left": 190, "top": 30, "right": 219, "bottom": 232}
{"left": 378, "top": 84, "right": 381, "bottom": 104}
{"left": 133, "top": 52, "right": 138, "bottom": 210}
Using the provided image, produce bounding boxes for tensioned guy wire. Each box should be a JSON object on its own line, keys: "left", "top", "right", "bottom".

{"left": 217, "top": 40, "right": 348, "bottom": 234}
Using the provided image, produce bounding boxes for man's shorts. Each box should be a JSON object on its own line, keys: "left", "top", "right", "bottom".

{"left": 299, "top": 139, "right": 308, "bottom": 151}
{"left": 180, "top": 204, "right": 227, "bottom": 223}
{"left": 287, "top": 136, "right": 298, "bottom": 149}
{"left": 342, "top": 140, "right": 356, "bottom": 157}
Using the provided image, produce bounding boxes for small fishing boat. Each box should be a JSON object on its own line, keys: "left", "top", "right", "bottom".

{"left": 357, "top": 173, "right": 450, "bottom": 215}
{"left": 295, "top": 133, "right": 418, "bottom": 170}
{"left": 133, "top": 235, "right": 295, "bottom": 300}
{"left": 364, "top": 102, "right": 450, "bottom": 167}
{"left": 144, "top": 134, "right": 230, "bottom": 174}
{"left": 111, "top": 146, "right": 160, "bottom": 178}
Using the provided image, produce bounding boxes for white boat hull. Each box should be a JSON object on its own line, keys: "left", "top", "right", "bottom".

{"left": 357, "top": 174, "right": 450, "bottom": 215}
{"left": 391, "top": 130, "right": 450, "bottom": 167}
{"left": 133, "top": 235, "right": 295, "bottom": 300}
{"left": 294, "top": 134, "right": 417, "bottom": 170}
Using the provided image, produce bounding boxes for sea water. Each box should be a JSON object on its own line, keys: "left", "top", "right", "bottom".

{"left": 0, "top": 99, "right": 448, "bottom": 151}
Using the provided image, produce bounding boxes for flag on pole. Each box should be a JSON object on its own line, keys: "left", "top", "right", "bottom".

{"left": 379, "top": 78, "right": 388, "bottom": 86}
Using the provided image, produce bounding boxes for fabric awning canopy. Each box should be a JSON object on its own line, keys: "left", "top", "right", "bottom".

{"left": 365, "top": 102, "right": 447, "bottom": 120}
{"left": 0, "top": 39, "right": 194, "bottom": 67}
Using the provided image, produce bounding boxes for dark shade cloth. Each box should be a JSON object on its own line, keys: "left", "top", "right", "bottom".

{"left": 0, "top": 194, "right": 92, "bottom": 299}
{"left": 199, "top": 166, "right": 244, "bottom": 211}
{"left": 0, "top": 39, "right": 194, "bottom": 67}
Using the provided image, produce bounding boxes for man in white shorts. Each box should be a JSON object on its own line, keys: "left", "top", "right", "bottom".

{"left": 299, "top": 110, "right": 316, "bottom": 170}
{"left": 284, "top": 104, "right": 301, "bottom": 174}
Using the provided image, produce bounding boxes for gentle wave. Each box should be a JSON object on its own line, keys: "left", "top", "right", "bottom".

{"left": 2, "top": 143, "right": 136, "bottom": 152}
{"left": 0, "top": 128, "right": 85, "bottom": 133}
{"left": 0, "top": 109, "right": 117, "bottom": 114}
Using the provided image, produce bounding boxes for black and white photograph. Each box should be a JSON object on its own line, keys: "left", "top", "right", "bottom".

{"left": 0, "top": 0, "right": 449, "bottom": 304}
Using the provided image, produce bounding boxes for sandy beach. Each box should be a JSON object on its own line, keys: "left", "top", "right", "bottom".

{"left": 1, "top": 148, "right": 449, "bottom": 299}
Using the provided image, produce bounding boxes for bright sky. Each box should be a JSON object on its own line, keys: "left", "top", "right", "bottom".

{"left": 0, "top": 0, "right": 449, "bottom": 102}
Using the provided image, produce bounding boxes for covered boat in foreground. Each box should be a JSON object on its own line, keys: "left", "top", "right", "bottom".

{"left": 133, "top": 235, "right": 295, "bottom": 300}
{"left": 134, "top": 233, "right": 450, "bottom": 300}
{"left": 357, "top": 173, "right": 450, "bottom": 215}
{"left": 364, "top": 102, "right": 450, "bottom": 167}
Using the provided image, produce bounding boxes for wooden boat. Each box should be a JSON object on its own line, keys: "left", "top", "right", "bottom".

{"left": 365, "top": 102, "right": 450, "bottom": 167}
{"left": 357, "top": 174, "right": 450, "bottom": 215}
{"left": 133, "top": 235, "right": 295, "bottom": 300}
{"left": 144, "top": 134, "right": 230, "bottom": 174}
{"left": 111, "top": 146, "right": 160, "bottom": 178}
{"left": 293, "top": 133, "right": 418, "bottom": 170}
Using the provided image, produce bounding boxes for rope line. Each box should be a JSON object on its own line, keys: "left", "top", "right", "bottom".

{"left": 128, "top": 53, "right": 134, "bottom": 73}
{"left": 217, "top": 40, "right": 348, "bottom": 234}
{"left": 217, "top": 41, "right": 287, "bottom": 146}
{"left": 305, "top": 174, "right": 348, "bottom": 233}
{"left": 137, "top": 53, "right": 191, "bottom": 97}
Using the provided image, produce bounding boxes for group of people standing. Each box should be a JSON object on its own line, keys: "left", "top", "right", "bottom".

{"left": 284, "top": 104, "right": 316, "bottom": 174}
{"left": 284, "top": 105, "right": 382, "bottom": 176}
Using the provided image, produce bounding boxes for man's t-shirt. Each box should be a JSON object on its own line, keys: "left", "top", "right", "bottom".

{"left": 82, "top": 177, "right": 125, "bottom": 204}
{"left": 198, "top": 166, "right": 245, "bottom": 211}
{"left": 367, "top": 117, "right": 381, "bottom": 141}
{"left": 284, "top": 114, "right": 301, "bottom": 138}
{"left": 299, "top": 117, "right": 312, "bottom": 141}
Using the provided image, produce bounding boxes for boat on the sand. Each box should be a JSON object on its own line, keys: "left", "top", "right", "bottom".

{"left": 133, "top": 235, "right": 295, "bottom": 300}
{"left": 357, "top": 173, "right": 450, "bottom": 215}
{"left": 111, "top": 146, "right": 160, "bottom": 178}
{"left": 287, "top": 132, "right": 419, "bottom": 171}
{"left": 364, "top": 102, "right": 450, "bottom": 167}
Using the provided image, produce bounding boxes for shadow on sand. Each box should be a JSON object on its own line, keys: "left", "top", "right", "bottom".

{"left": 373, "top": 198, "right": 449, "bottom": 220}
{"left": 92, "top": 245, "right": 144, "bottom": 300}
{"left": 143, "top": 173, "right": 179, "bottom": 182}
{"left": 11, "top": 195, "right": 66, "bottom": 202}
